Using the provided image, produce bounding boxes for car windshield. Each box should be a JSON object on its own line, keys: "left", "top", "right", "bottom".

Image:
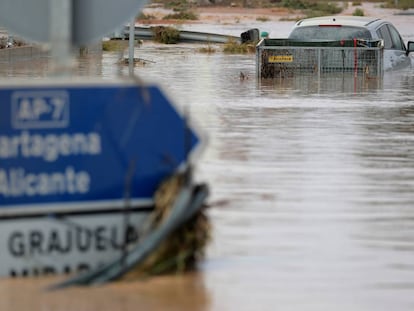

{"left": 289, "top": 26, "right": 372, "bottom": 41}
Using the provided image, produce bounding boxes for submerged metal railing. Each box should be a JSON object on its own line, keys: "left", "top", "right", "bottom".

{"left": 256, "top": 39, "right": 384, "bottom": 79}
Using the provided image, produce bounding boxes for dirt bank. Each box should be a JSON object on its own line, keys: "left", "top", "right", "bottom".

{"left": 140, "top": 2, "right": 401, "bottom": 25}
{"left": 140, "top": 5, "right": 302, "bottom": 24}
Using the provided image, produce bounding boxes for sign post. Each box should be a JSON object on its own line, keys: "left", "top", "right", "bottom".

{"left": 129, "top": 16, "right": 136, "bottom": 75}
{"left": 0, "top": 0, "right": 207, "bottom": 277}
{"left": 0, "top": 79, "right": 203, "bottom": 213}
{"left": 0, "top": 0, "right": 150, "bottom": 47}
{"left": 0, "top": 78, "right": 205, "bottom": 276}
{"left": 50, "top": 0, "right": 72, "bottom": 72}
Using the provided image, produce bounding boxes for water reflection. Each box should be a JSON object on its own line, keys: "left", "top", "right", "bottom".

{"left": 125, "top": 46, "right": 414, "bottom": 310}
{"left": 259, "top": 73, "right": 384, "bottom": 94}
{"left": 0, "top": 58, "right": 49, "bottom": 78}
{"left": 0, "top": 50, "right": 102, "bottom": 78}
{"left": 350, "top": 101, "right": 414, "bottom": 291}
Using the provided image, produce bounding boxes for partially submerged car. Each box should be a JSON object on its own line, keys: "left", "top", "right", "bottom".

{"left": 288, "top": 16, "right": 413, "bottom": 70}
{"left": 256, "top": 16, "right": 414, "bottom": 78}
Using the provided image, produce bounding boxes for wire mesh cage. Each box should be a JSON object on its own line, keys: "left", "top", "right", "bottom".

{"left": 256, "top": 39, "right": 384, "bottom": 79}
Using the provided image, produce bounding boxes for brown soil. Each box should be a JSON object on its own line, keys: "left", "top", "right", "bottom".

{"left": 140, "top": 5, "right": 301, "bottom": 25}
{"left": 195, "top": 6, "right": 292, "bottom": 15}
{"left": 139, "top": 2, "right": 400, "bottom": 26}
{"left": 196, "top": 6, "right": 298, "bottom": 22}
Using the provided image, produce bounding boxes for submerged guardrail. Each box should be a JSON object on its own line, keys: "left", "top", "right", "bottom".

{"left": 256, "top": 39, "right": 384, "bottom": 79}
{"left": 123, "top": 26, "right": 240, "bottom": 44}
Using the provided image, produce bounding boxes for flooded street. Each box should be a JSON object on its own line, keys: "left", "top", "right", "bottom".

{"left": 118, "top": 44, "right": 414, "bottom": 310}
{"left": 1, "top": 4, "right": 414, "bottom": 310}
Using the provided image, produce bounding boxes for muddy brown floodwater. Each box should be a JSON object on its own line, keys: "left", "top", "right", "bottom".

{"left": 1, "top": 2, "right": 414, "bottom": 311}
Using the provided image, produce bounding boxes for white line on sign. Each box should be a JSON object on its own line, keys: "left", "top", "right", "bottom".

{"left": 11, "top": 91, "right": 69, "bottom": 129}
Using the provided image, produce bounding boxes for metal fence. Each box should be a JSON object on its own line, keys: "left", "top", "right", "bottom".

{"left": 0, "top": 46, "right": 49, "bottom": 63}
{"left": 256, "top": 39, "right": 384, "bottom": 79}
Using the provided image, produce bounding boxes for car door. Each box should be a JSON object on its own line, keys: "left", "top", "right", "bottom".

{"left": 376, "top": 23, "right": 411, "bottom": 70}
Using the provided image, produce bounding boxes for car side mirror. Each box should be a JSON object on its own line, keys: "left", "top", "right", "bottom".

{"left": 407, "top": 41, "right": 414, "bottom": 56}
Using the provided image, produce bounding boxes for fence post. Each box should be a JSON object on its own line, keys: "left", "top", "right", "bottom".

{"left": 317, "top": 48, "right": 321, "bottom": 80}
{"left": 50, "top": 0, "right": 73, "bottom": 73}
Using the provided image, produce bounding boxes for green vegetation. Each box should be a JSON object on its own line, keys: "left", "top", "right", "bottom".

{"left": 256, "top": 16, "right": 270, "bottom": 22}
{"left": 0, "top": 37, "right": 25, "bottom": 49}
{"left": 353, "top": 7, "right": 365, "bottom": 15}
{"left": 137, "top": 12, "right": 156, "bottom": 21}
{"left": 102, "top": 40, "right": 128, "bottom": 52}
{"left": 0, "top": 37, "right": 10, "bottom": 49}
{"left": 152, "top": 26, "right": 180, "bottom": 44}
{"left": 280, "top": 0, "right": 343, "bottom": 18}
{"left": 149, "top": 0, "right": 412, "bottom": 19}
{"left": 279, "top": 16, "right": 303, "bottom": 21}
{"left": 382, "top": 0, "right": 414, "bottom": 9}
{"left": 153, "top": 0, "right": 198, "bottom": 22}
{"left": 197, "top": 45, "right": 216, "bottom": 53}
{"left": 153, "top": 0, "right": 344, "bottom": 19}
{"left": 163, "top": 10, "right": 198, "bottom": 20}
{"left": 279, "top": 0, "right": 309, "bottom": 10}
{"left": 162, "top": 0, "right": 192, "bottom": 11}
{"left": 223, "top": 39, "right": 256, "bottom": 54}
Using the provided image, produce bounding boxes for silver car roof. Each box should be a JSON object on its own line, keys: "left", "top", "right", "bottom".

{"left": 294, "top": 16, "right": 383, "bottom": 28}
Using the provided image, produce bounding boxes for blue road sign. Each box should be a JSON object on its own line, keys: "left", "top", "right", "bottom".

{"left": 0, "top": 80, "right": 202, "bottom": 212}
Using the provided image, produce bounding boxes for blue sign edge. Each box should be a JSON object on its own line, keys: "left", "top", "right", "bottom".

{"left": 0, "top": 77, "right": 207, "bottom": 215}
